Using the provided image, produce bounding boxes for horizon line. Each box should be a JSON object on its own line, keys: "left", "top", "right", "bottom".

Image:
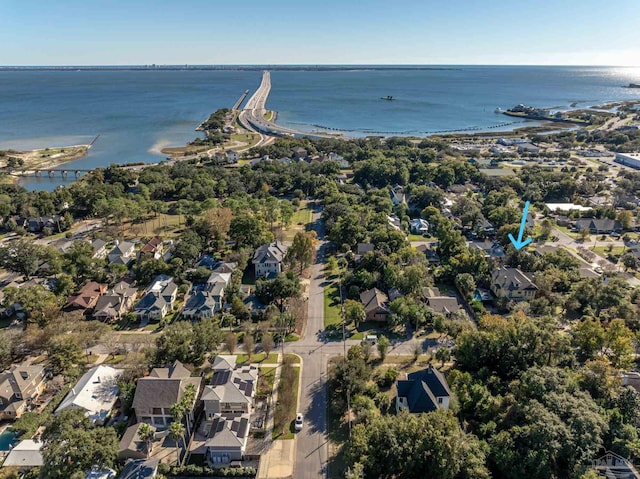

{"left": 1, "top": 63, "right": 639, "bottom": 68}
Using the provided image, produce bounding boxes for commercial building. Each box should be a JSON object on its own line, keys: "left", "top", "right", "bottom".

{"left": 615, "top": 152, "right": 640, "bottom": 169}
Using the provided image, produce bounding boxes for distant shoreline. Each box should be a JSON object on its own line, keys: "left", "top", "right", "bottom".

{"left": 0, "top": 65, "right": 463, "bottom": 72}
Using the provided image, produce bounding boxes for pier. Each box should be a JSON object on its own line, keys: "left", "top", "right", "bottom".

{"left": 232, "top": 89, "right": 250, "bottom": 111}
{"left": 238, "top": 71, "right": 333, "bottom": 140}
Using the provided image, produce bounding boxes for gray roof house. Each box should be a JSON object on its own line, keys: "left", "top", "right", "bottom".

{"left": 182, "top": 291, "right": 220, "bottom": 320}
{"left": 134, "top": 275, "right": 177, "bottom": 322}
{"left": 132, "top": 360, "right": 200, "bottom": 430}
{"left": 490, "top": 267, "right": 537, "bottom": 302}
{"left": 108, "top": 241, "right": 136, "bottom": 266}
{"left": 574, "top": 218, "right": 622, "bottom": 234}
{"left": 118, "top": 458, "right": 159, "bottom": 479}
{"left": 396, "top": 365, "right": 451, "bottom": 413}
{"left": 94, "top": 281, "right": 137, "bottom": 322}
{"left": 118, "top": 423, "right": 157, "bottom": 461}
{"left": 200, "top": 356, "right": 258, "bottom": 465}
{"left": 2, "top": 439, "right": 43, "bottom": 471}
{"left": 360, "top": 288, "right": 389, "bottom": 322}
{"left": 0, "top": 363, "right": 46, "bottom": 420}
{"left": 253, "top": 241, "right": 287, "bottom": 278}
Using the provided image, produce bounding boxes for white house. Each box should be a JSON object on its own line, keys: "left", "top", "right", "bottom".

{"left": 252, "top": 241, "right": 287, "bottom": 278}
{"left": 409, "top": 218, "right": 429, "bottom": 235}
{"left": 55, "top": 365, "right": 122, "bottom": 424}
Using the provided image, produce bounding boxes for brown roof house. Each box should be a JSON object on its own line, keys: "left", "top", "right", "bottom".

{"left": 64, "top": 282, "right": 107, "bottom": 313}
{"left": 118, "top": 423, "right": 157, "bottom": 461}
{"left": 360, "top": 288, "right": 389, "bottom": 322}
{"left": 0, "top": 363, "right": 46, "bottom": 420}
{"left": 132, "top": 360, "right": 201, "bottom": 430}
{"left": 138, "top": 238, "right": 164, "bottom": 261}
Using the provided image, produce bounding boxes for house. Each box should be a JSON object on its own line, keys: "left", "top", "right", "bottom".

{"left": 108, "top": 241, "right": 136, "bottom": 266}
{"left": 27, "top": 215, "right": 63, "bottom": 233}
{"left": 226, "top": 150, "right": 239, "bottom": 163}
{"left": 138, "top": 237, "right": 164, "bottom": 261}
{"left": 387, "top": 215, "right": 402, "bottom": 231}
{"left": 92, "top": 239, "right": 108, "bottom": 259}
{"left": 389, "top": 185, "right": 407, "bottom": 206}
{"left": 424, "top": 288, "right": 463, "bottom": 317}
{"left": 0, "top": 363, "right": 46, "bottom": 420}
{"left": 396, "top": 365, "right": 450, "bottom": 413}
{"left": 291, "top": 147, "right": 308, "bottom": 159}
{"left": 119, "top": 423, "right": 157, "bottom": 461}
{"left": 360, "top": 288, "right": 389, "bottom": 322}
{"left": 574, "top": 218, "right": 622, "bottom": 234}
{"left": 517, "top": 142, "right": 542, "bottom": 154}
{"left": 201, "top": 356, "right": 257, "bottom": 465}
{"left": 490, "top": 267, "right": 538, "bottom": 302}
{"left": 55, "top": 365, "right": 121, "bottom": 424}
{"left": 86, "top": 467, "right": 117, "bottom": 479}
{"left": 253, "top": 241, "right": 287, "bottom": 278}
{"left": 355, "top": 243, "right": 374, "bottom": 261}
{"left": 181, "top": 291, "right": 220, "bottom": 319}
{"left": 118, "top": 459, "right": 159, "bottom": 479}
{"left": 205, "top": 415, "right": 251, "bottom": 464}
{"left": 93, "top": 281, "right": 138, "bottom": 322}
{"left": 2, "top": 439, "right": 43, "bottom": 471}
{"left": 409, "top": 218, "right": 429, "bottom": 235}
{"left": 134, "top": 275, "right": 178, "bottom": 322}
{"left": 416, "top": 244, "right": 441, "bottom": 265}
{"left": 64, "top": 281, "right": 107, "bottom": 312}
{"left": 132, "top": 360, "right": 200, "bottom": 430}
{"left": 202, "top": 356, "right": 258, "bottom": 420}
{"left": 469, "top": 240, "right": 505, "bottom": 261}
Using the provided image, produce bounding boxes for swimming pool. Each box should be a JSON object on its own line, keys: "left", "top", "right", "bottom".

{"left": 0, "top": 429, "right": 19, "bottom": 451}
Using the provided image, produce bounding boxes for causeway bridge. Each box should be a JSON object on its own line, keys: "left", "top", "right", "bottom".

{"left": 238, "top": 71, "right": 333, "bottom": 140}
{"left": 8, "top": 168, "right": 94, "bottom": 178}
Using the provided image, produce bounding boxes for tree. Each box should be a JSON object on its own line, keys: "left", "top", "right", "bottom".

{"left": 243, "top": 332, "right": 255, "bottom": 359}
{"left": 621, "top": 253, "right": 638, "bottom": 271}
{"left": 229, "top": 213, "right": 273, "bottom": 249}
{"left": 1, "top": 285, "right": 60, "bottom": 326}
{"left": 192, "top": 317, "right": 223, "bottom": 364}
{"left": 412, "top": 343, "right": 422, "bottom": 363}
{"left": 262, "top": 333, "right": 275, "bottom": 356}
{"left": 0, "top": 239, "right": 46, "bottom": 279}
{"left": 225, "top": 332, "right": 237, "bottom": 354}
{"left": 618, "top": 210, "right": 634, "bottom": 230}
{"left": 286, "top": 231, "right": 316, "bottom": 273}
{"left": 455, "top": 273, "right": 476, "bottom": 299}
{"left": 137, "top": 423, "right": 155, "bottom": 458}
{"left": 377, "top": 335, "right": 390, "bottom": 361}
{"left": 202, "top": 207, "right": 233, "bottom": 249}
{"left": 345, "top": 410, "right": 489, "bottom": 479}
{"left": 572, "top": 317, "right": 606, "bottom": 362}
{"left": 168, "top": 421, "right": 185, "bottom": 466}
{"left": 361, "top": 341, "right": 372, "bottom": 363}
{"left": 255, "top": 271, "right": 301, "bottom": 311}
{"left": 40, "top": 409, "right": 118, "bottom": 479}
{"left": 435, "top": 348, "right": 451, "bottom": 367}
{"left": 344, "top": 299, "right": 365, "bottom": 329}
{"left": 605, "top": 319, "right": 634, "bottom": 369}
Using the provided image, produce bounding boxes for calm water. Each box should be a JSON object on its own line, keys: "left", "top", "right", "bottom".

{"left": 0, "top": 66, "right": 639, "bottom": 191}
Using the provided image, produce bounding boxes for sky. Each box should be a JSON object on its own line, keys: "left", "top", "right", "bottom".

{"left": 1, "top": 0, "right": 639, "bottom": 66}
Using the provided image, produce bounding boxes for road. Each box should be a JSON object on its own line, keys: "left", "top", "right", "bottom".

{"left": 283, "top": 204, "right": 439, "bottom": 479}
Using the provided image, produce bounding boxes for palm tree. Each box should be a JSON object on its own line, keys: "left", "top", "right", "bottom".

{"left": 168, "top": 421, "right": 185, "bottom": 466}
{"left": 137, "top": 423, "right": 155, "bottom": 459}
{"left": 180, "top": 384, "right": 197, "bottom": 438}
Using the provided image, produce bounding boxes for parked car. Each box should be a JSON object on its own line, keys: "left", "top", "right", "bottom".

{"left": 295, "top": 413, "right": 304, "bottom": 431}
{"left": 363, "top": 334, "right": 378, "bottom": 346}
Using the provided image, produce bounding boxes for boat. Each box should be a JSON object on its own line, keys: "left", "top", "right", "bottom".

{"left": 627, "top": 83, "right": 640, "bottom": 88}
{"left": 494, "top": 107, "right": 502, "bottom": 114}
{"left": 380, "top": 96, "right": 394, "bottom": 101}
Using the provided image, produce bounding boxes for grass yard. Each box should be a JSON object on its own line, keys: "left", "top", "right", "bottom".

{"left": 284, "top": 353, "right": 301, "bottom": 364}
{"left": 273, "top": 362, "right": 300, "bottom": 440}
{"left": 283, "top": 201, "right": 314, "bottom": 240}
{"left": 324, "top": 282, "right": 342, "bottom": 328}
{"left": 258, "top": 366, "right": 276, "bottom": 396}
{"left": 590, "top": 245, "right": 625, "bottom": 258}
{"left": 122, "top": 213, "right": 185, "bottom": 239}
{"left": 235, "top": 352, "right": 279, "bottom": 365}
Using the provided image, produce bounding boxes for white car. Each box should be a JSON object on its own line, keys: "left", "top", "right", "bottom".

{"left": 295, "top": 413, "right": 304, "bottom": 431}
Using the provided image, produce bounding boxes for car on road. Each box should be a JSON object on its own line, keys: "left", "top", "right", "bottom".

{"left": 610, "top": 232, "right": 621, "bottom": 238}
{"left": 363, "top": 334, "right": 378, "bottom": 346}
{"left": 594, "top": 266, "right": 603, "bottom": 274}
{"left": 295, "top": 413, "right": 304, "bottom": 431}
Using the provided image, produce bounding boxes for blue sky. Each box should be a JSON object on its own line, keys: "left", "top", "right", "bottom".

{"left": 1, "top": 0, "right": 638, "bottom": 65}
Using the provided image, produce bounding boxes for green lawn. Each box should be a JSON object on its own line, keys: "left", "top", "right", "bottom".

{"left": 235, "top": 352, "right": 279, "bottom": 365}
{"left": 407, "top": 234, "right": 429, "bottom": 242}
{"left": 284, "top": 353, "right": 301, "bottom": 364}
{"left": 258, "top": 366, "right": 276, "bottom": 396}
{"left": 590, "top": 245, "right": 625, "bottom": 259}
{"left": 324, "top": 282, "right": 342, "bottom": 328}
{"left": 283, "top": 202, "right": 314, "bottom": 240}
{"left": 273, "top": 364, "right": 300, "bottom": 440}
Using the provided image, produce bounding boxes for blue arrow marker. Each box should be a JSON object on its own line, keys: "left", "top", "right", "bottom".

{"left": 508, "top": 201, "right": 532, "bottom": 250}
